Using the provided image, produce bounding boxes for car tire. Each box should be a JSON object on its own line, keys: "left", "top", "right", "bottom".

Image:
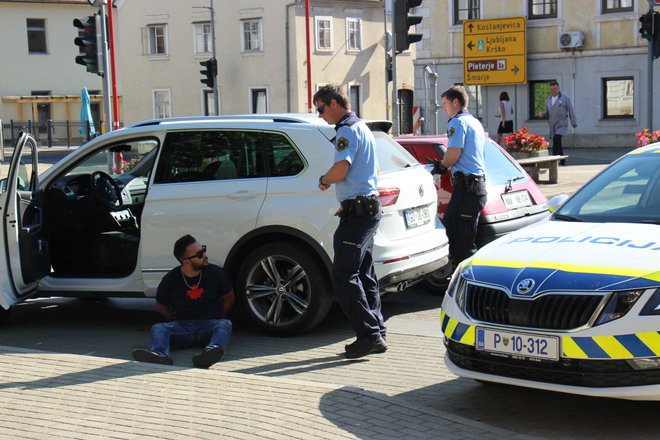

{"left": 0, "top": 307, "right": 10, "bottom": 325}
{"left": 236, "top": 242, "right": 333, "bottom": 335}
{"left": 422, "top": 262, "right": 453, "bottom": 294}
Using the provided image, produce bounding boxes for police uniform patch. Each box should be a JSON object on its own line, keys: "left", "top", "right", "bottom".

{"left": 336, "top": 137, "right": 349, "bottom": 152}
{"left": 448, "top": 127, "right": 455, "bottom": 138}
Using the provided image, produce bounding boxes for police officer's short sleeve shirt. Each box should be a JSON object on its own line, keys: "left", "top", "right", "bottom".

{"left": 447, "top": 111, "right": 486, "bottom": 177}
{"left": 333, "top": 113, "right": 379, "bottom": 202}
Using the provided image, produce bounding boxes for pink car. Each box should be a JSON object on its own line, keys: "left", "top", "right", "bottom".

{"left": 394, "top": 135, "right": 549, "bottom": 247}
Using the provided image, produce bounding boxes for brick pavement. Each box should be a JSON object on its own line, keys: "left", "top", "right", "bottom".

{"left": 0, "top": 345, "right": 535, "bottom": 440}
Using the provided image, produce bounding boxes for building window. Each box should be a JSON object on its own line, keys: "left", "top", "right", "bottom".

{"left": 242, "top": 19, "right": 262, "bottom": 52}
{"left": 250, "top": 88, "right": 268, "bottom": 113}
{"left": 453, "top": 0, "right": 480, "bottom": 25}
{"left": 194, "top": 22, "right": 212, "bottom": 54}
{"left": 349, "top": 84, "right": 361, "bottom": 117}
{"left": 26, "top": 18, "right": 47, "bottom": 54}
{"left": 153, "top": 89, "right": 172, "bottom": 119}
{"left": 316, "top": 16, "right": 332, "bottom": 50}
{"left": 602, "top": 0, "right": 633, "bottom": 13}
{"left": 528, "top": 0, "right": 557, "bottom": 19}
{"left": 346, "top": 18, "right": 362, "bottom": 51}
{"left": 142, "top": 25, "right": 168, "bottom": 56}
{"left": 603, "top": 77, "right": 634, "bottom": 119}
{"left": 529, "top": 80, "right": 552, "bottom": 120}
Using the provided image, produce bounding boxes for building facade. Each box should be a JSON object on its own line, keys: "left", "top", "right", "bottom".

{"left": 117, "top": 0, "right": 415, "bottom": 125}
{"left": 0, "top": 0, "right": 104, "bottom": 145}
{"left": 414, "top": 0, "right": 658, "bottom": 148}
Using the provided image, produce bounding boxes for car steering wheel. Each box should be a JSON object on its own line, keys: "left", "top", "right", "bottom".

{"left": 89, "top": 171, "right": 123, "bottom": 210}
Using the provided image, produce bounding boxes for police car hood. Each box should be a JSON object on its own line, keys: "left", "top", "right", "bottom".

{"left": 462, "top": 221, "right": 660, "bottom": 294}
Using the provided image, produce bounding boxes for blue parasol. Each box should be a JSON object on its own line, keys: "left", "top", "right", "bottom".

{"left": 80, "top": 87, "right": 96, "bottom": 140}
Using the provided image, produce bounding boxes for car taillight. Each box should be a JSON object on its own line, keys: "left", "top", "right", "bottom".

{"left": 378, "top": 188, "right": 400, "bottom": 207}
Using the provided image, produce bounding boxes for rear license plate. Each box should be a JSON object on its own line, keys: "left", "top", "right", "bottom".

{"left": 476, "top": 327, "right": 559, "bottom": 361}
{"left": 502, "top": 190, "right": 532, "bottom": 209}
{"left": 404, "top": 206, "right": 430, "bottom": 229}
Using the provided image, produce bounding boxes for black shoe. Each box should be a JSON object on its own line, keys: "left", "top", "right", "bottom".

{"left": 345, "top": 336, "right": 387, "bottom": 359}
{"left": 345, "top": 337, "right": 388, "bottom": 354}
{"left": 132, "top": 348, "right": 173, "bottom": 366}
{"left": 192, "top": 346, "right": 225, "bottom": 369}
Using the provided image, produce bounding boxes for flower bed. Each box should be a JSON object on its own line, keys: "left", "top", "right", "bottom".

{"left": 635, "top": 128, "right": 660, "bottom": 147}
{"left": 502, "top": 126, "right": 549, "bottom": 154}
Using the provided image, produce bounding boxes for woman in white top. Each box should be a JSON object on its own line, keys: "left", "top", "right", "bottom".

{"left": 495, "top": 91, "right": 514, "bottom": 144}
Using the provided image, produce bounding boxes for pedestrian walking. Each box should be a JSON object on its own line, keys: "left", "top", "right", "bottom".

{"left": 314, "top": 84, "right": 387, "bottom": 360}
{"left": 433, "top": 86, "right": 488, "bottom": 265}
{"left": 132, "top": 234, "right": 235, "bottom": 368}
{"left": 543, "top": 80, "right": 577, "bottom": 165}
{"left": 495, "top": 91, "right": 514, "bottom": 145}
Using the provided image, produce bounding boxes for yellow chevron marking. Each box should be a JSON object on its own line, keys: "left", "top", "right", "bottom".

{"left": 445, "top": 318, "right": 458, "bottom": 339}
{"left": 636, "top": 332, "right": 660, "bottom": 356}
{"left": 460, "top": 325, "right": 476, "bottom": 345}
{"left": 468, "top": 258, "right": 660, "bottom": 282}
{"left": 592, "top": 335, "right": 632, "bottom": 359}
{"left": 562, "top": 337, "right": 588, "bottom": 359}
{"left": 441, "top": 310, "right": 446, "bottom": 326}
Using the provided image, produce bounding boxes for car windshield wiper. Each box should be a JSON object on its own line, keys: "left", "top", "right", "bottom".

{"left": 504, "top": 176, "right": 524, "bottom": 193}
{"left": 553, "top": 212, "right": 581, "bottom": 222}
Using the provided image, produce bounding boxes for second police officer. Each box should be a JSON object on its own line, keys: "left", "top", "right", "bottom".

{"left": 434, "top": 86, "right": 488, "bottom": 265}
{"left": 314, "top": 84, "right": 387, "bottom": 359}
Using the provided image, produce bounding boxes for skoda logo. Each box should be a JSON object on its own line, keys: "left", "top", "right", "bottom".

{"left": 418, "top": 184, "right": 424, "bottom": 198}
{"left": 516, "top": 278, "right": 536, "bottom": 295}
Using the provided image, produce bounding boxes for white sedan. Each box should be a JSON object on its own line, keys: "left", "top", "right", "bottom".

{"left": 441, "top": 144, "right": 660, "bottom": 400}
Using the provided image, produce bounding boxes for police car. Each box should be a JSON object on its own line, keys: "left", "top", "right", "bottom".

{"left": 441, "top": 144, "right": 660, "bottom": 400}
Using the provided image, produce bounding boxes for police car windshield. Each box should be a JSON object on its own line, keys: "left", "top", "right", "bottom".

{"left": 556, "top": 154, "right": 660, "bottom": 224}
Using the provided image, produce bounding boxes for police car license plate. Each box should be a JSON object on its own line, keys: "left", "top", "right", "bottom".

{"left": 404, "top": 206, "right": 430, "bottom": 229}
{"left": 502, "top": 190, "right": 532, "bottom": 210}
{"left": 476, "top": 327, "right": 559, "bottom": 361}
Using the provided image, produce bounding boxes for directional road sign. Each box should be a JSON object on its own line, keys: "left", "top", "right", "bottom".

{"left": 463, "top": 17, "right": 526, "bottom": 86}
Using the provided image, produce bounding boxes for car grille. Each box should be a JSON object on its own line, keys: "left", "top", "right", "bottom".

{"left": 446, "top": 340, "right": 660, "bottom": 388}
{"left": 464, "top": 284, "right": 605, "bottom": 330}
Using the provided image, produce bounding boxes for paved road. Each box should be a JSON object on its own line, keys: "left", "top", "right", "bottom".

{"left": 3, "top": 291, "right": 660, "bottom": 439}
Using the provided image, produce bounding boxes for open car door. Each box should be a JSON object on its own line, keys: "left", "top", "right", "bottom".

{"left": 0, "top": 131, "right": 49, "bottom": 310}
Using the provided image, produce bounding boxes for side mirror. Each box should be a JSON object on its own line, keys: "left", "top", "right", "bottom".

{"left": 547, "top": 194, "right": 569, "bottom": 213}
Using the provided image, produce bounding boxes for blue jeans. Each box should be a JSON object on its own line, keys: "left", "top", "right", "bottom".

{"left": 150, "top": 319, "right": 232, "bottom": 357}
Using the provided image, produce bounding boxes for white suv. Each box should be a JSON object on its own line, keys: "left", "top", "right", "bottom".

{"left": 1, "top": 114, "right": 449, "bottom": 334}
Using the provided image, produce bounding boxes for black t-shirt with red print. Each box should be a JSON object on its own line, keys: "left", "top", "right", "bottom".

{"left": 156, "top": 264, "right": 233, "bottom": 321}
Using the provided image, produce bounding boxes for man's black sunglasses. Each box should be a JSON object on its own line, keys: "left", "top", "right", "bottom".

{"left": 184, "top": 245, "right": 206, "bottom": 260}
{"left": 316, "top": 103, "right": 326, "bottom": 114}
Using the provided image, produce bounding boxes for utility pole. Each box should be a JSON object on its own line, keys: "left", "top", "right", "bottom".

{"left": 194, "top": 1, "right": 219, "bottom": 115}
{"left": 209, "top": 0, "right": 219, "bottom": 115}
{"left": 99, "top": 2, "right": 112, "bottom": 132}
{"left": 648, "top": 0, "right": 655, "bottom": 128}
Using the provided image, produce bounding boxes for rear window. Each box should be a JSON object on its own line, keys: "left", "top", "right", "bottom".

{"left": 484, "top": 140, "right": 527, "bottom": 185}
{"left": 372, "top": 131, "right": 419, "bottom": 172}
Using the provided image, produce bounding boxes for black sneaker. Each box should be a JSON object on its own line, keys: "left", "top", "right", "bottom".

{"left": 192, "top": 346, "right": 225, "bottom": 369}
{"left": 345, "top": 336, "right": 387, "bottom": 359}
{"left": 132, "top": 348, "right": 173, "bottom": 366}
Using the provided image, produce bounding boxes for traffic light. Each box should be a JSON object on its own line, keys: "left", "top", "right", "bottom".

{"left": 200, "top": 58, "right": 217, "bottom": 88}
{"left": 654, "top": 12, "right": 660, "bottom": 59}
{"left": 394, "top": 0, "right": 423, "bottom": 54}
{"left": 73, "top": 15, "right": 102, "bottom": 75}
{"left": 639, "top": 11, "right": 653, "bottom": 41}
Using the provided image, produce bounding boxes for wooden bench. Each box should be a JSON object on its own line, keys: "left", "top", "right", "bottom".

{"left": 515, "top": 155, "right": 569, "bottom": 184}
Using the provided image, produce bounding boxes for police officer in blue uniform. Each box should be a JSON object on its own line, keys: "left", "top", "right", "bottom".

{"left": 313, "top": 84, "right": 387, "bottom": 359}
{"left": 434, "top": 86, "right": 487, "bottom": 264}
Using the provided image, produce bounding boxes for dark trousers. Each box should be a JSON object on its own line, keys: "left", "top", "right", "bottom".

{"left": 552, "top": 134, "right": 566, "bottom": 164}
{"left": 331, "top": 211, "right": 386, "bottom": 340}
{"left": 443, "top": 182, "right": 487, "bottom": 264}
